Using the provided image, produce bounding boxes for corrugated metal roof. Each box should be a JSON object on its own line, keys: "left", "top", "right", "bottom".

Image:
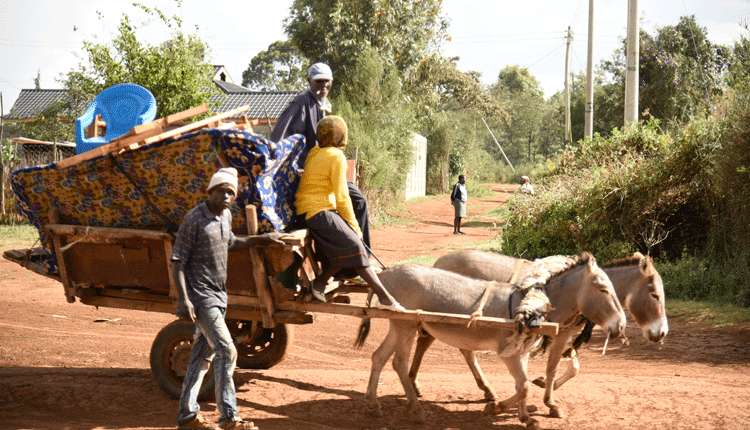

{"left": 3, "top": 89, "right": 73, "bottom": 120}
{"left": 211, "top": 91, "right": 299, "bottom": 119}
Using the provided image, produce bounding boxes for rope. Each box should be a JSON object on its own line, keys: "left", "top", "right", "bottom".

{"left": 467, "top": 281, "right": 497, "bottom": 328}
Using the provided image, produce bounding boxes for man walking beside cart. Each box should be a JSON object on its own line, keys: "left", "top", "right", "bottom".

{"left": 171, "top": 167, "right": 284, "bottom": 430}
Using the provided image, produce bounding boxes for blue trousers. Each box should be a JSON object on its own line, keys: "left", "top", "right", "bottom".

{"left": 177, "top": 306, "right": 240, "bottom": 426}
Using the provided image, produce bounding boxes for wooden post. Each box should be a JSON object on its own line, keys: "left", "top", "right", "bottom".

{"left": 245, "top": 205, "right": 276, "bottom": 327}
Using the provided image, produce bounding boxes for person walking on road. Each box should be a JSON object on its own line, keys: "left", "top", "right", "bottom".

{"left": 171, "top": 167, "right": 285, "bottom": 430}
{"left": 450, "top": 175, "right": 467, "bottom": 235}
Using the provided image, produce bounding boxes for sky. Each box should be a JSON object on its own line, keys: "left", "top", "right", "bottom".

{"left": 1, "top": 0, "right": 748, "bottom": 111}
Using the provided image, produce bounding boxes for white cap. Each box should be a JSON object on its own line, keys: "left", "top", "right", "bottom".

{"left": 207, "top": 167, "right": 238, "bottom": 196}
{"left": 308, "top": 62, "right": 333, "bottom": 81}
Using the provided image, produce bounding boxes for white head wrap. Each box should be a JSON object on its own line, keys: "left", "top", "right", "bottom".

{"left": 207, "top": 167, "right": 238, "bottom": 196}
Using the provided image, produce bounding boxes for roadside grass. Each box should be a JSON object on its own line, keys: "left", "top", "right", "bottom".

{"left": 0, "top": 224, "right": 39, "bottom": 252}
{"left": 667, "top": 299, "right": 750, "bottom": 328}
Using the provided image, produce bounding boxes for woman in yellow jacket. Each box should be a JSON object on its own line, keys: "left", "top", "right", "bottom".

{"left": 295, "top": 116, "right": 404, "bottom": 312}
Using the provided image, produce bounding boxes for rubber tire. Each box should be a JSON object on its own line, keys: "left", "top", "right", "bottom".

{"left": 149, "top": 319, "right": 214, "bottom": 401}
{"left": 231, "top": 321, "right": 294, "bottom": 370}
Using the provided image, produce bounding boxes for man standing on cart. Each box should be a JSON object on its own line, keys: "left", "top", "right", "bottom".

{"left": 171, "top": 167, "right": 284, "bottom": 430}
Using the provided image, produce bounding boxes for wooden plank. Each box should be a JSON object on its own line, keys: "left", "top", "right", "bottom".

{"left": 50, "top": 233, "right": 76, "bottom": 303}
{"left": 45, "top": 224, "right": 173, "bottom": 242}
{"left": 55, "top": 104, "right": 215, "bottom": 170}
{"left": 245, "top": 205, "right": 276, "bottom": 328}
{"left": 163, "top": 239, "right": 178, "bottom": 303}
{"left": 138, "top": 104, "right": 251, "bottom": 147}
{"left": 274, "top": 301, "right": 560, "bottom": 337}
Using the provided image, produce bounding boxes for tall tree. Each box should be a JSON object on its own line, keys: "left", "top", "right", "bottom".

{"left": 62, "top": 3, "right": 217, "bottom": 118}
{"left": 283, "top": 0, "right": 449, "bottom": 95}
{"left": 491, "top": 66, "right": 545, "bottom": 163}
{"left": 241, "top": 40, "right": 308, "bottom": 91}
{"left": 600, "top": 15, "right": 730, "bottom": 129}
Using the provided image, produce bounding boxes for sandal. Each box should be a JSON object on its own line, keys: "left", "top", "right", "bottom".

{"left": 220, "top": 420, "right": 259, "bottom": 430}
{"left": 375, "top": 300, "right": 406, "bottom": 312}
{"left": 178, "top": 414, "right": 218, "bottom": 430}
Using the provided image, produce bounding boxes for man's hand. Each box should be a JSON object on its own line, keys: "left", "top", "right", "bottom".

{"left": 176, "top": 297, "right": 196, "bottom": 323}
{"left": 253, "top": 231, "right": 286, "bottom": 247}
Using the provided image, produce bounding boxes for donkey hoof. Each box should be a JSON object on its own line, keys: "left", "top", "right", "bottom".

{"left": 412, "top": 410, "right": 426, "bottom": 424}
{"left": 549, "top": 406, "right": 565, "bottom": 418}
{"left": 531, "top": 376, "right": 547, "bottom": 388}
{"left": 526, "top": 404, "right": 538, "bottom": 413}
{"left": 525, "top": 418, "right": 541, "bottom": 430}
{"left": 482, "top": 401, "right": 508, "bottom": 416}
{"left": 368, "top": 408, "right": 383, "bottom": 418}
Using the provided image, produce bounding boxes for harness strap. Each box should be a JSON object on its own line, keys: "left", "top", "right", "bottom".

{"left": 467, "top": 281, "right": 498, "bottom": 328}
{"left": 508, "top": 259, "right": 526, "bottom": 284}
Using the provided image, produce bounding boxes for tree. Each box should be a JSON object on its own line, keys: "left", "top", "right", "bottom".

{"left": 241, "top": 40, "right": 308, "bottom": 91}
{"left": 490, "top": 66, "right": 545, "bottom": 164}
{"left": 62, "top": 3, "right": 217, "bottom": 118}
{"left": 284, "top": 0, "right": 449, "bottom": 95}
{"left": 600, "top": 15, "right": 730, "bottom": 130}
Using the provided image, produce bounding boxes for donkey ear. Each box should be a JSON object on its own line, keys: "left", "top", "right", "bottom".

{"left": 639, "top": 255, "right": 656, "bottom": 277}
{"left": 586, "top": 253, "right": 597, "bottom": 271}
{"left": 633, "top": 251, "right": 645, "bottom": 259}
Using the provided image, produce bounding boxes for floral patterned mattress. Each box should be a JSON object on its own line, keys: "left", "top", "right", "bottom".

{"left": 11, "top": 128, "right": 306, "bottom": 274}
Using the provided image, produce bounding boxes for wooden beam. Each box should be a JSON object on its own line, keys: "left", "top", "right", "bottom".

{"left": 45, "top": 224, "right": 173, "bottom": 242}
{"left": 55, "top": 104, "right": 218, "bottom": 170}
{"left": 274, "top": 301, "right": 559, "bottom": 337}
{"left": 138, "top": 104, "right": 251, "bottom": 147}
{"left": 245, "top": 205, "right": 276, "bottom": 328}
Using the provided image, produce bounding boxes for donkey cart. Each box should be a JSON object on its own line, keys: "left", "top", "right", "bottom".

{"left": 3, "top": 102, "right": 558, "bottom": 401}
{"left": 2, "top": 215, "right": 558, "bottom": 400}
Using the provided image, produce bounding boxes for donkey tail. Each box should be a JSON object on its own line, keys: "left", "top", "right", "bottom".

{"left": 354, "top": 317, "right": 372, "bottom": 349}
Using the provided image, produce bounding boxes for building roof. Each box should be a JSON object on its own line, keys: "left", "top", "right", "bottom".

{"left": 3, "top": 89, "right": 74, "bottom": 120}
{"left": 3, "top": 85, "right": 299, "bottom": 122}
{"left": 213, "top": 79, "right": 253, "bottom": 94}
{"left": 211, "top": 91, "right": 299, "bottom": 119}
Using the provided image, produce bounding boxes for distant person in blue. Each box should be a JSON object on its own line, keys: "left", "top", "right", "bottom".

{"left": 171, "top": 167, "right": 285, "bottom": 430}
{"left": 450, "top": 175, "right": 467, "bottom": 235}
{"left": 271, "top": 62, "right": 372, "bottom": 253}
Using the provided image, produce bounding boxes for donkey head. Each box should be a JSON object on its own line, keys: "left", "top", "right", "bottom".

{"left": 623, "top": 253, "right": 669, "bottom": 342}
{"left": 576, "top": 253, "right": 626, "bottom": 340}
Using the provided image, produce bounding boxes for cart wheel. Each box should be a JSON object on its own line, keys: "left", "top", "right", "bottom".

{"left": 229, "top": 320, "right": 294, "bottom": 369}
{"left": 150, "top": 320, "right": 214, "bottom": 400}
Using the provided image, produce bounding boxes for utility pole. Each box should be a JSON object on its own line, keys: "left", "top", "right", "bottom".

{"left": 564, "top": 26, "right": 573, "bottom": 145}
{"left": 584, "top": 0, "right": 595, "bottom": 139}
{"left": 624, "top": 0, "right": 640, "bottom": 125}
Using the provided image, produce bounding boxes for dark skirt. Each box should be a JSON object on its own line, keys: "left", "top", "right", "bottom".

{"left": 304, "top": 210, "right": 370, "bottom": 269}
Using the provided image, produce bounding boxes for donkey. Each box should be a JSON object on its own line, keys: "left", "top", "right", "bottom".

{"left": 409, "top": 249, "right": 667, "bottom": 417}
{"left": 356, "top": 253, "right": 625, "bottom": 429}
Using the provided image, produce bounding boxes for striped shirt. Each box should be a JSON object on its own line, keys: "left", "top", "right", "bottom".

{"left": 171, "top": 202, "right": 236, "bottom": 309}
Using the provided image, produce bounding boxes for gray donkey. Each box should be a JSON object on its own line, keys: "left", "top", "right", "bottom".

{"left": 355, "top": 253, "right": 625, "bottom": 430}
{"left": 406, "top": 249, "right": 668, "bottom": 417}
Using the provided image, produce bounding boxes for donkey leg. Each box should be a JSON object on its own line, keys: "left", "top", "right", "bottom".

{"left": 391, "top": 325, "right": 425, "bottom": 423}
{"left": 409, "top": 331, "right": 435, "bottom": 397}
{"left": 365, "top": 324, "right": 400, "bottom": 418}
{"left": 543, "top": 332, "right": 577, "bottom": 418}
{"left": 483, "top": 354, "right": 528, "bottom": 418}
{"left": 552, "top": 351, "right": 579, "bottom": 390}
{"left": 532, "top": 353, "right": 579, "bottom": 390}
{"left": 460, "top": 349, "right": 498, "bottom": 400}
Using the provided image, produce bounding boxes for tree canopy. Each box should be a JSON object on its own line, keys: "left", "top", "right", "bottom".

{"left": 241, "top": 40, "right": 308, "bottom": 91}
{"left": 62, "top": 3, "right": 217, "bottom": 118}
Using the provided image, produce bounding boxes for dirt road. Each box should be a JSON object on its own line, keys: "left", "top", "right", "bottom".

{"left": 2, "top": 185, "right": 750, "bottom": 430}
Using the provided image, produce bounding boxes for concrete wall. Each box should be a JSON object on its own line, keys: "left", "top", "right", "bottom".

{"left": 404, "top": 132, "right": 426, "bottom": 200}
